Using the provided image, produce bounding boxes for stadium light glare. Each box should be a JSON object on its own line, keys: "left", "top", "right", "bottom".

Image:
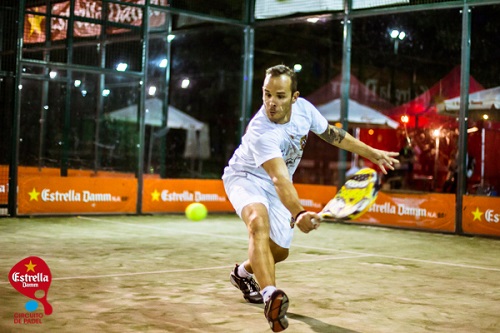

{"left": 390, "top": 29, "right": 400, "bottom": 39}
{"left": 148, "top": 86, "right": 157, "bottom": 96}
{"left": 116, "top": 63, "right": 128, "bottom": 72}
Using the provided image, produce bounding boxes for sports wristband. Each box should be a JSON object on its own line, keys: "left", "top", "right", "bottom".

{"left": 293, "top": 210, "right": 307, "bottom": 222}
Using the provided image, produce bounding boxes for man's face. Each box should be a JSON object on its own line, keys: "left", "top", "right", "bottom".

{"left": 262, "top": 74, "right": 299, "bottom": 124}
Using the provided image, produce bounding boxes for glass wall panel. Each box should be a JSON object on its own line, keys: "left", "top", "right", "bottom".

{"left": 467, "top": 4, "right": 500, "bottom": 196}
{"left": 100, "top": 74, "right": 142, "bottom": 173}
{"left": 146, "top": 12, "right": 244, "bottom": 178}
{"left": 0, "top": 1, "right": 17, "bottom": 213}
{"left": 0, "top": 77, "right": 13, "bottom": 166}
{"left": 0, "top": 1, "right": 17, "bottom": 74}
{"left": 351, "top": 9, "right": 462, "bottom": 192}
{"left": 18, "top": 73, "right": 66, "bottom": 169}
{"left": 18, "top": 66, "right": 141, "bottom": 174}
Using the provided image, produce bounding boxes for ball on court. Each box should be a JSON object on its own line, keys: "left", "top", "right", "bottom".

{"left": 185, "top": 202, "right": 207, "bottom": 221}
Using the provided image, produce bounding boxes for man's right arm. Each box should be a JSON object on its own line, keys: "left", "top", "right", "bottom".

{"left": 261, "top": 157, "right": 320, "bottom": 233}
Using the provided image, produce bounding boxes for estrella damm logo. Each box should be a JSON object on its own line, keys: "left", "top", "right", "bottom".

{"left": 9, "top": 256, "right": 53, "bottom": 324}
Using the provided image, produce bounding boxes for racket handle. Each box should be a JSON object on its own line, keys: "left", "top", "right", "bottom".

{"left": 317, "top": 212, "right": 333, "bottom": 221}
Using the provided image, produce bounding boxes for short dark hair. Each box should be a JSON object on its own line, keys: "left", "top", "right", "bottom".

{"left": 265, "top": 64, "right": 298, "bottom": 93}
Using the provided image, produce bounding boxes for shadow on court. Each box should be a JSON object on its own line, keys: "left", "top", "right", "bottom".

{"left": 287, "top": 312, "right": 360, "bottom": 333}
{"left": 0, "top": 214, "right": 499, "bottom": 333}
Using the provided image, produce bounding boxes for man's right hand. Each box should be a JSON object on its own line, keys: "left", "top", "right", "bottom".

{"left": 295, "top": 211, "right": 321, "bottom": 233}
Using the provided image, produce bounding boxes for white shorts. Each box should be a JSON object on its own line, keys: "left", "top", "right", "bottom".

{"left": 222, "top": 169, "right": 294, "bottom": 249}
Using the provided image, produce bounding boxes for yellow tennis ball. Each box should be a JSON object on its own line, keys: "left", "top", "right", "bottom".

{"left": 185, "top": 202, "right": 207, "bottom": 221}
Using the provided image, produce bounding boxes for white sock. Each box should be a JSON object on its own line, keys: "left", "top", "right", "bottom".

{"left": 261, "top": 286, "right": 277, "bottom": 303}
{"left": 237, "top": 262, "right": 252, "bottom": 278}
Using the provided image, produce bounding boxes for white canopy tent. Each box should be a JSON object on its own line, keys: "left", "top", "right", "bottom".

{"left": 437, "top": 86, "right": 500, "bottom": 116}
{"left": 316, "top": 98, "right": 399, "bottom": 177}
{"left": 107, "top": 98, "right": 210, "bottom": 174}
{"left": 316, "top": 98, "right": 399, "bottom": 129}
{"left": 437, "top": 87, "right": 500, "bottom": 187}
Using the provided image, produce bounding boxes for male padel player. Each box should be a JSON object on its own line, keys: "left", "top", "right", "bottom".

{"left": 222, "top": 64, "right": 399, "bottom": 332}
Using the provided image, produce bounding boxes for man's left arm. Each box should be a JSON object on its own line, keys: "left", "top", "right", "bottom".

{"left": 317, "top": 124, "right": 399, "bottom": 174}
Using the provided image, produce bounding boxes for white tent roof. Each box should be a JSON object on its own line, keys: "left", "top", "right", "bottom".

{"left": 438, "top": 86, "right": 500, "bottom": 114}
{"left": 107, "top": 98, "right": 210, "bottom": 159}
{"left": 316, "top": 98, "right": 399, "bottom": 129}
{"left": 107, "top": 98, "right": 205, "bottom": 131}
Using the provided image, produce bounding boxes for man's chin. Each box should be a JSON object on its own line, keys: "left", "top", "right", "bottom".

{"left": 268, "top": 114, "right": 280, "bottom": 123}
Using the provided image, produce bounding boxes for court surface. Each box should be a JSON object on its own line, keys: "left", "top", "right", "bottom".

{"left": 1, "top": 214, "right": 499, "bottom": 333}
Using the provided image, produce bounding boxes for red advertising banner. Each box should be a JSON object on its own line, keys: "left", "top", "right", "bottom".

{"left": 18, "top": 176, "right": 137, "bottom": 215}
{"left": 142, "top": 179, "right": 338, "bottom": 214}
{"left": 462, "top": 195, "right": 500, "bottom": 236}
{"left": 24, "top": 0, "right": 168, "bottom": 44}
{"left": 350, "top": 191, "right": 456, "bottom": 232}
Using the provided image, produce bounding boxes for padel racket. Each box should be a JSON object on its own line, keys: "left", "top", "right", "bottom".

{"left": 318, "top": 168, "right": 380, "bottom": 221}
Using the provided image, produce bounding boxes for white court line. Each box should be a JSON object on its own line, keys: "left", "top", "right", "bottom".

{"left": 53, "top": 255, "right": 373, "bottom": 281}
{"left": 52, "top": 265, "right": 235, "bottom": 281}
{"left": 76, "top": 216, "right": 500, "bottom": 273}
{"left": 0, "top": 255, "right": 371, "bottom": 284}
{"left": 294, "top": 244, "right": 500, "bottom": 272}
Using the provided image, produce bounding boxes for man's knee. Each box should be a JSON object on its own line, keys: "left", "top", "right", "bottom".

{"left": 242, "top": 204, "right": 269, "bottom": 237}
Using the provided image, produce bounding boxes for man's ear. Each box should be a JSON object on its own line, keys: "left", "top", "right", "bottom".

{"left": 292, "top": 91, "right": 300, "bottom": 103}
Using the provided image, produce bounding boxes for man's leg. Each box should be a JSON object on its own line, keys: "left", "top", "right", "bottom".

{"left": 240, "top": 202, "right": 276, "bottom": 289}
{"left": 241, "top": 203, "right": 290, "bottom": 332}
{"left": 239, "top": 201, "right": 290, "bottom": 287}
{"left": 231, "top": 214, "right": 289, "bottom": 304}
{"left": 242, "top": 239, "right": 289, "bottom": 276}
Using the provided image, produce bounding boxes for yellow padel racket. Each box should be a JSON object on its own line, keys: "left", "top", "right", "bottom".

{"left": 318, "top": 168, "right": 380, "bottom": 221}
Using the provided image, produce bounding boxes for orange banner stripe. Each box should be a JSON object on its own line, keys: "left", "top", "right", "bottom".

{"left": 463, "top": 195, "right": 500, "bottom": 236}
{"left": 18, "top": 176, "right": 137, "bottom": 214}
{"left": 350, "top": 192, "right": 456, "bottom": 232}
